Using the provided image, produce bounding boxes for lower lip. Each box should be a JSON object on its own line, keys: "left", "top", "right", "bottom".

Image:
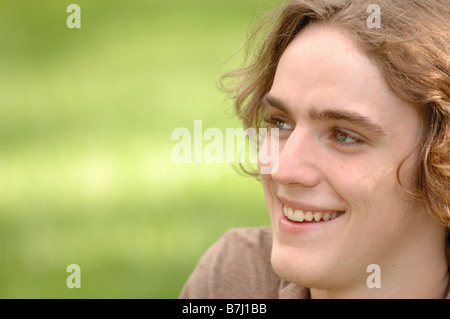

{"left": 278, "top": 209, "right": 344, "bottom": 235}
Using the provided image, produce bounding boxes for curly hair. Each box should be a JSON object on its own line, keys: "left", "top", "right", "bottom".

{"left": 221, "top": 0, "right": 450, "bottom": 229}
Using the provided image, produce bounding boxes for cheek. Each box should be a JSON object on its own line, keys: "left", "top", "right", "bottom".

{"left": 258, "top": 130, "right": 281, "bottom": 176}
{"left": 330, "top": 158, "right": 399, "bottom": 210}
{"left": 260, "top": 173, "right": 272, "bottom": 200}
{"left": 258, "top": 133, "right": 280, "bottom": 209}
{"left": 332, "top": 154, "right": 420, "bottom": 227}
{"left": 260, "top": 173, "right": 279, "bottom": 224}
{"left": 258, "top": 138, "right": 273, "bottom": 203}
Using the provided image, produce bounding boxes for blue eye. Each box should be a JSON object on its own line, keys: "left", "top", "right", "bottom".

{"left": 335, "top": 131, "right": 357, "bottom": 143}
{"left": 332, "top": 129, "right": 363, "bottom": 146}
{"left": 276, "top": 120, "right": 292, "bottom": 130}
{"left": 263, "top": 115, "right": 293, "bottom": 130}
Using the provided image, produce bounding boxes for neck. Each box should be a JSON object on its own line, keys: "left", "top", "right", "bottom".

{"left": 310, "top": 268, "right": 449, "bottom": 299}
{"left": 310, "top": 233, "right": 449, "bottom": 299}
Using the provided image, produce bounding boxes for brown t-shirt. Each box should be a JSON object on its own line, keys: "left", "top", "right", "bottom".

{"left": 179, "top": 227, "right": 450, "bottom": 299}
{"left": 179, "top": 227, "right": 309, "bottom": 299}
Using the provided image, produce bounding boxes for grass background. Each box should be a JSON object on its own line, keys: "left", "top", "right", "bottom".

{"left": 0, "top": 0, "right": 275, "bottom": 298}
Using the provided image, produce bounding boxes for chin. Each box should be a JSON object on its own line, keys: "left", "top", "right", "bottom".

{"left": 270, "top": 240, "right": 333, "bottom": 289}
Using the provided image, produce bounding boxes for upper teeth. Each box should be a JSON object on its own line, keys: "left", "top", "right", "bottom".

{"left": 283, "top": 206, "right": 343, "bottom": 222}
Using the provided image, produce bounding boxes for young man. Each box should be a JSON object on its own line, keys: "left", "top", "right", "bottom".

{"left": 180, "top": 0, "right": 450, "bottom": 298}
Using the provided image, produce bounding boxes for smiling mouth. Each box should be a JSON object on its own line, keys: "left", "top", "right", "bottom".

{"left": 283, "top": 205, "right": 345, "bottom": 223}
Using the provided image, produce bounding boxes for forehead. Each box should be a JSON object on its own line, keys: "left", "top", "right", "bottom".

{"left": 273, "top": 23, "right": 380, "bottom": 102}
{"left": 270, "top": 23, "right": 420, "bottom": 137}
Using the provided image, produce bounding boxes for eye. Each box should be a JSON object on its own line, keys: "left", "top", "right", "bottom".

{"left": 331, "top": 128, "right": 364, "bottom": 146}
{"left": 336, "top": 131, "right": 356, "bottom": 143}
{"left": 263, "top": 115, "right": 294, "bottom": 130}
{"left": 275, "top": 119, "right": 292, "bottom": 130}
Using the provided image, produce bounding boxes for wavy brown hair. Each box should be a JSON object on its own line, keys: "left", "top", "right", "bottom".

{"left": 221, "top": 0, "right": 450, "bottom": 231}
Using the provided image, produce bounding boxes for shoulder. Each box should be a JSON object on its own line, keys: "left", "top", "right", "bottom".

{"left": 179, "top": 227, "right": 281, "bottom": 298}
{"left": 220, "top": 226, "right": 274, "bottom": 255}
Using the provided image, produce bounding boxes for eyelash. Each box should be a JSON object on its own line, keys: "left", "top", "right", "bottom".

{"left": 263, "top": 114, "right": 365, "bottom": 147}
{"left": 263, "top": 114, "right": 292, "bottom": 130}
{"left": 330, "top": 128, "right": 364, "bottom": 146}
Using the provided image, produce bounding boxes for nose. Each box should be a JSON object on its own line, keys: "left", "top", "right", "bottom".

{"left": 270, "top": 128, "right": 321, "bottom": 187}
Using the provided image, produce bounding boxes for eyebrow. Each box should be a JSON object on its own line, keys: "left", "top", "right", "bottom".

{"left": 262, "top": 94, "right": 386, "bottom": 136}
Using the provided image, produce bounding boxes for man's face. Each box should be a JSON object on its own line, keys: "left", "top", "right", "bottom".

{"left": 260, "top": 23, "right": 443, "bottom": 294}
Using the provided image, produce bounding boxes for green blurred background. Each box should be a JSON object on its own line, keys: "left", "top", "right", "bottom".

{"left": 0, "top": 0, "right": 273, "bottom": 298}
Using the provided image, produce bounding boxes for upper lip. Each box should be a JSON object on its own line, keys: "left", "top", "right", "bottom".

{"left": 278, "top": 196, "right": 344, "bottom": 212}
